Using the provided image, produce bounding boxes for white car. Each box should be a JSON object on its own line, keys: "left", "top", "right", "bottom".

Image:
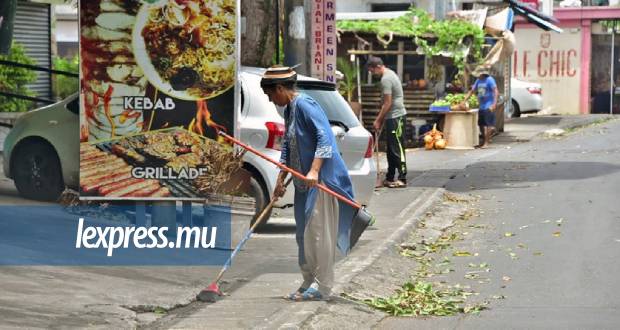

{"left": 239, "top": 67, "right": 376, "bottom": 224}
{"left": 3, "top": 67, "right": 377, "bottom": 225}
{"left": 508, "top": 78, "right": 543, "bottom": 118}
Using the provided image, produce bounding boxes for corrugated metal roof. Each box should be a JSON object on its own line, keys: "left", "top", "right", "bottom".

{"left": 13, "top": 0, "right": 51, "bottom": 100}
{"left": 336, "top": 11, "right": 409, "bottom": 21}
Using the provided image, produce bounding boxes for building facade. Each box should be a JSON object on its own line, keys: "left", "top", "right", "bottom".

{"left": 514, "top": 6, "right": 620, "bottom": 114}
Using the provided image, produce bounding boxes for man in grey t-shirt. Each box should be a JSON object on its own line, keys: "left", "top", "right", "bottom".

{"left": 368, "top": 57, "right": 407, "bottom": 188}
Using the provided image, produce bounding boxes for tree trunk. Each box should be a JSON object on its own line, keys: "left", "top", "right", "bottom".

{"left": 241, "top": 0, "right": 277, "bottom": 67}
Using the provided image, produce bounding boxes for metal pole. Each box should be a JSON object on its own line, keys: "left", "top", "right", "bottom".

{"left": 283, "top": 0, "right": 308, "bottom": 75}
{"left": 356, "top": 56, "right": 362, "bottom": 121}
{"left": 435, "top": 0, "right": 446, "bottom": 20}
{"left": 611, "top": 30, "right": 615, "bottom": 115}
{"left": 275, "top": 0, "right": 280, "bottom": 64}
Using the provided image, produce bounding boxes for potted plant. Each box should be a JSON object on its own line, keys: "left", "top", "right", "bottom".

{"left": 336, "top": 58, "right": 361, "bottom": 117}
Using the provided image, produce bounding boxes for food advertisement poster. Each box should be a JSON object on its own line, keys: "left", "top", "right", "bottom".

{"left": 79, "top": 0, "right": 239, "bottom": 200}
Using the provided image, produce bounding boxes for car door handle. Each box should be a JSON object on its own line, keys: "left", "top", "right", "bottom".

{"left": 335, "top": 132, "right": 345, "bottom": 139}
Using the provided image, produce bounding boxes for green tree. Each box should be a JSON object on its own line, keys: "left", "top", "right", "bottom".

{"left": 0, "top": 43, "right": 36, "bottom": 112}
{"left": 53, "top": 55, "right": 79, "bottom": 99}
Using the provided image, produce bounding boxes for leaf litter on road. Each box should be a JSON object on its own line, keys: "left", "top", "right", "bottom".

{"left": 363, "top": 281, "right": 488, "bottom": 316}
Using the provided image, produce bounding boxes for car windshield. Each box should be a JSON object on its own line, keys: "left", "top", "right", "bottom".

{"left": 67, "top": 97, "right": 79, "bottom": 114}
{"left": 298, "top": 87, "right": 360, "bottom": 129}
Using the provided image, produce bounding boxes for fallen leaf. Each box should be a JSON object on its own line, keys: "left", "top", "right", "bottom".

{"left": 542, "top": 220, "right": 552, "bottom": 224}
{"left": 509, "top": 253, "right": 518, "bottom": 259}
{"left": 553, "top": 232, "right": 561, "bottom": 237}
{"left": 153, "top": 307, "right": 167, "bottom": 315}
{"left": 465, "top": 273, "right": 480, "bottom": 279}
{"left": 517, "top": 243, "right": 527, "bottom": 249}
{"left": 556, "top": 218, "right": 563, "bottom": 226}
{"left": 504, "top": 232, "right": 515, "bottom": 237}
{"left": 502, "top": 276, "right": 511, "bottom": 282}
{"left": 491, "top": 295, "right": 506, "bottom": 300}
{"left": 533, "top": 252, "right": 544, "bottom": 256}
{"left": 519, "top": 225, "right": 529, "bottom": 230}
{"left": 454, "top": 251, "right": 473, "bottom": 257}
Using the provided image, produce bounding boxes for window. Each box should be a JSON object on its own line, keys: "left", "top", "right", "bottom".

{"left": 66, "top": 96, "right": 79, "bottom": 114}
{"left": 298, "top": 87, "right": 360, "bottom": 129}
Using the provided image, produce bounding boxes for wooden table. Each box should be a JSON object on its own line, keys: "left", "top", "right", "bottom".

{"left": 443, "top": 109, "right": 479, "bottom": 150}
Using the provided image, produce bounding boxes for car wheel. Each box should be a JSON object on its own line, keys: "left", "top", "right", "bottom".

{"left": 248, "top": 174, "right": 271, "bottom": 229}
{"left": 511, "top": 100, "right": 521, "bottom": 118}
{"left": 12, "top": 142, "right": 64, "bottom": 201}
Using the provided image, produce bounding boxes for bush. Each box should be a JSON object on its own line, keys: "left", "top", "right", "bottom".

{"left": 0, "top": 43, "right": 36, "bottom": 112}
{"left": 53, "top": 55, "right": 79, "bottom": 99}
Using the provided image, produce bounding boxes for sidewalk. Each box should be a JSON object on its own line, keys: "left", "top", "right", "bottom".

{"left": 162, "top": 186, "right": 443, "bottom": 330}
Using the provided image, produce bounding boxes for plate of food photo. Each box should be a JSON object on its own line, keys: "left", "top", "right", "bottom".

{"left": 132, "top": 0, "right": 236, "bottom": 101}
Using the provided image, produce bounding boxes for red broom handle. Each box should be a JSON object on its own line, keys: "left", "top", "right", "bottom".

{"left": 219, "top": 132, "right": 361, "bottom": 210}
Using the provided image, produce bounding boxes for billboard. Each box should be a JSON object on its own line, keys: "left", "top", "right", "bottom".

{"left": 79, "top": 0, "right": 239, "bottom": 200}
{"left": 513, "top": 28, "right": 581, "bottom": 114}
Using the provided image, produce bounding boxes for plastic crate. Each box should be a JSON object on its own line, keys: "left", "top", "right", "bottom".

{"left": 429, "top": 105, "right": 451, "bottom": 113}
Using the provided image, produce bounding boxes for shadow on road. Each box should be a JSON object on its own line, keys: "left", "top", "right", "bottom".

{"left": 445, "top": 161, "right": 620, "bottom": 192}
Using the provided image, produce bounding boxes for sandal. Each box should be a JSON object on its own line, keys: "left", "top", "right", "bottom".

{"left": 383, "top": 180, "right": 398, "bottom": 188}
{"left": 296, "top": 287, "right": 324, "bottom": 301}
{"left": 392, "top": 180, "right": 406, "bottom": 188}
{"left": 284, "top": 287, "right": 307, "bottom": 301}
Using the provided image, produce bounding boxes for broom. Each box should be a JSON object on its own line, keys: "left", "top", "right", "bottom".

{"left": 196, "top": 176, "right": 293, "bottom": 303}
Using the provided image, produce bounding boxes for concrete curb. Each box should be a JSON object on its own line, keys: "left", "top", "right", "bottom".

{"left": 260, "top": 188, "right": 445, "bottom": 330}
{"left": 540, "top": 115, "right": 616, "bottom": 138}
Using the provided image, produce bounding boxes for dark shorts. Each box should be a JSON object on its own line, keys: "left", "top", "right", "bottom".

{"left": 478, "top": 109, "right": 496, "bottom": 127}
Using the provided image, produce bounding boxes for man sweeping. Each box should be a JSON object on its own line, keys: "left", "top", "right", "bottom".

{"left": 260, "top": 66, "right": 356, "bottom": 301}
{"left": 367, "top": 57, "right": 408, "bottom": 188}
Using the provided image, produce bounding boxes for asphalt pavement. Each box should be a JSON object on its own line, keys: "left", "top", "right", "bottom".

{"left": 378, "top": 117, "right": 620, "bottom": 329}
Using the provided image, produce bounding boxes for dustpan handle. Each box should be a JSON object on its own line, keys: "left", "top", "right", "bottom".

{"left": 219, "top": 132, "right": 361, "bottom": 210}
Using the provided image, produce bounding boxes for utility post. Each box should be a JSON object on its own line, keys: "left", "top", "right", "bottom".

{"left": 0, "top": 0, "right": 17, "bottom": 54}
{"left": 434, "top": 0, "right": 446, "bottom": 20}
{"left": 283, "top": 0, "right": 309, "bottom": 75}
{"left": 431, "top": 0, "right": 447, "bottom": 97}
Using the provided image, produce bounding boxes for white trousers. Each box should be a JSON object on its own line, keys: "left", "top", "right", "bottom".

{"left": 300, "top": 189, "right": 339, "bottom": 296}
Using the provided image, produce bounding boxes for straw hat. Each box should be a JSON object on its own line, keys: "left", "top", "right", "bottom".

{"left": 260, "top": 66, "right": 298, "bottom": 89}
{"left": 473, "top": 65, "right": 491, "bottom": 76}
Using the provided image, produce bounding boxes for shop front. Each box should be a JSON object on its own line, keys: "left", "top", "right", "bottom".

{"left": 514, "top": 7, "right": 620, "bottom": 115}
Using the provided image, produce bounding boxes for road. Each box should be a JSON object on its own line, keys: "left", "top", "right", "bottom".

{"left": 379, "top": 119, "right": 620, "bottom": 329}
{"left": 0, "top": 116, "right": 617, "bottom": 328}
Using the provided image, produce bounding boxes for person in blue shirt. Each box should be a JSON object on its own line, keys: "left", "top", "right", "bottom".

{"left": 260, "top": 66, "right": 356, "bottom": 301}
{"left": 463, "top": 66, "right": 499, "bottom": 148}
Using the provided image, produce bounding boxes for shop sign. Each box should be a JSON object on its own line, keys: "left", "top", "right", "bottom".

{"left": 79, "top": 0, "right": 239, "bottom": 200}
{"left": 513, "top": 28, "right": 581, "bottom": 114}
{"left": 310, "top": 0, "right": 336, "bottom": 83}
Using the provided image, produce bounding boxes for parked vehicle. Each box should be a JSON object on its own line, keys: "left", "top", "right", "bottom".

{"left": 239, "top": 67, "right": 376, "bottom": 224}
{"left": 508, "top": 78, "right": 543, "bottom": 118}
{"left": 3, "top": 67, "right": 376, "bottom": 225}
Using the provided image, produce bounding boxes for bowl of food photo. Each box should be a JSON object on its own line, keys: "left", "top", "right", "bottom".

{"left": 132, "top": 0, "right": 236, "bottom": 101}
